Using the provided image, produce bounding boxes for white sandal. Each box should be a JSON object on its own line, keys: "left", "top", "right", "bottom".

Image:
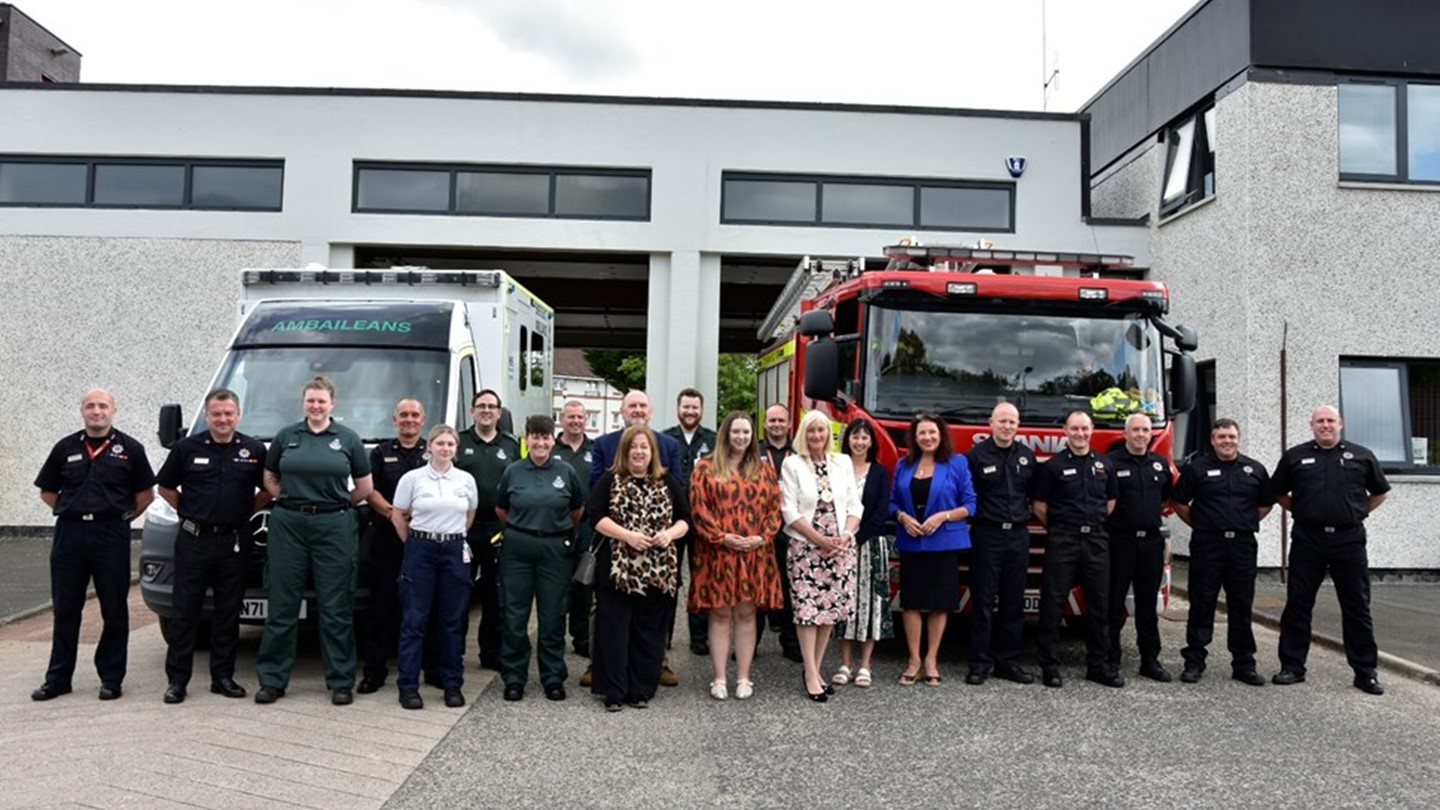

{"left": 709, "top": 680, "right": 728, "bottom": 700}
{"left": 831, "top": 666, "right": 852, "bottom": 686}
{"left": 853, "top": 668, "right": 873, "bottom": 688}
{"left": 735, "top": 679, "right": 754, "bottom": 700}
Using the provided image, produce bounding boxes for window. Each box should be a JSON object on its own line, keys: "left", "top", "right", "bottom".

{"left": 0, "top": 156, "right": 284, "bottom": 210}
{"left": 354, "top": 162, "right": 651, "bottom": 220}
{"left": 457, "top": 355, "right": 477, "bottom": 432}
{"left": 529, "top": 329, "right": 546, "bottom": 389}
{"left": 1340, "top": 358, "right": 1440, "bottom": 470}
{"left": 1339, "top": 80, "right": 1440, "bottom": 183}
{"left": 1160, "top": 104, "right": 1215, "bottom": 217}
{"left": 519, "top": 325, "right": 529, "bottom": 392}
{"left": 587, "top": 410, "right": 599, "bottom": 429}
{"left": 585, "top": 381, "right": 600, "bottom": 396}
{"left": 722, "top": 172, "right": 1014, "bottom": 232}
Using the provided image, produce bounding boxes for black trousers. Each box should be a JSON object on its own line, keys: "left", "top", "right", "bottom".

{"left": 968, "top": 523, "right": 1029, "bottom": 673}
{"left": 1107, "top": 528, "right": 1166, "bottom": 669}
{"left": 1037, "top": 527, "right": 1110, "bottom": 673}
{"left": 47, "top": 519, "right": 131, "bottom": 688}
{"left": 1278, "top": 524, "right": 1377, "bottom": 677}
{"left": 361, "top": 523, "right": 403, "bottom": 682}
{"left": 758, "top": 531, "right": 799, "bottom": 652}
{"left": 1182, "top": 531, "right": 1258, "bottom": 671}
{"left": 467, "top": 519, "right": 504, "bottom": 666}
{"left": 567, "top": 524, "right": 594, "bottom": 651}
{"left": 591, "top": 583, "right": 674, "bottom": 703}
{"left": 165, "top": 526, "right": 247, "bottom": 686}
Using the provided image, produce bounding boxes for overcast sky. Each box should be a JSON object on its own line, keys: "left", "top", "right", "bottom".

{"left": 18, "top": 0, "right": 1198, "bottom": 112}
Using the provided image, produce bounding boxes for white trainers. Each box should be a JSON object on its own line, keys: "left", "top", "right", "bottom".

{"left": 832, "top": 665, "right": 852, "bottom": 686}
{"left": 735, "top": 679, "right": 754, "bottom": 700}
{"left": 709, "top": 680, "right": 728, "bottom": 700}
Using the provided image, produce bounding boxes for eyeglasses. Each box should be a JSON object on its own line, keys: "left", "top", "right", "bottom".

{"left": 473, "top": 404, "right": 500, "bottom": 410}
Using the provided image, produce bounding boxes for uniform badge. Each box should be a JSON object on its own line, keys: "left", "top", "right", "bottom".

{"left": 1094, "top": 461, "right": 1105, "bottom": 470}
{"left": 1152, "top": 461, "right": 1163, "bottom": 472}
{"left": 329, "top": 438, "right": 342, "bottom": 451}
{"left": 384, "top": 456, "right": 399, "bottom": 464}
{"left": 1343, "top": 451, "right": 1354, "bottom": 460}
{"left": 239, "top": 448, "right": 251, "bottom": 459}
{"left": 552, "top": 475, "right": 566, "bottom": 489}
{"left": 111, "top": 444, "right": 125, "bottom": 455}
{"left": 67, "top": 453, "right": 83, "bottom": 462}
{"left": 983, "top": 465, "right": 997, "bottom": 475}
{"left": 699, "top": 443, "right": 710, "bottom": 455}
{"left": 1062, "top": 468, "right": 1077, "bottom": 477}
{"left": 1207, "top": 469, "right": 1222, "bottom": 477}
{"left": 1117, "top": 469, "right": 1131, "bottom": 478}
{"left": 1243, "top": 465, "right": 1253, "bottom": 474}
{"left": 583, "top": 451, "right": 593, "bottom": 463}
{"left": 1301, "top": 457, "right": 1316, "bottom": 465}
{"left": 465, "top": 448, "right": 474, "bottom": 455}
{"left": 1018, "top": 457, "right": 1029, "bottom": 466}
{"left": 497, "top": 449, "right": 508, "bottom": 460}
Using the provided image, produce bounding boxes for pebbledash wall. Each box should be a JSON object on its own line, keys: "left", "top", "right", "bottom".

{"left": 0, "top": 84, "right": 1147, "bottom": 529}
{"left": 1088, "top": 14, "right": 1440, "bottom": 570}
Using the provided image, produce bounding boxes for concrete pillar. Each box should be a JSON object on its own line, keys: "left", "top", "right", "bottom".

{"left": 646, "top": 251, "right": 721, "bottom": 429}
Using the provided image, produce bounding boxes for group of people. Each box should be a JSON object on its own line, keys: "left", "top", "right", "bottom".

{"left": 29, "top": 382, "right": 1392, "bottom": 713}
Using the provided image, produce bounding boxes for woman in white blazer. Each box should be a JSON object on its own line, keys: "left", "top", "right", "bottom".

{"left": 780, "top": 410, "right": 862, "bottom": 703}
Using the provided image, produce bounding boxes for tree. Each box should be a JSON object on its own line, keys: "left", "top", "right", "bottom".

{"left": 583, "top": 349, "right": 646, "bottom": 394}
{"left": 580, "top": 350, "right": 758, "bottom": 422}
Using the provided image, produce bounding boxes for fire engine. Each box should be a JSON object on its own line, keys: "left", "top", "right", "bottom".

{"left": 757, "top": 242, "right": 1198, "bottom": 617}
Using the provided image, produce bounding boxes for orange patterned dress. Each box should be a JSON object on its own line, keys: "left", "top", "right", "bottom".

{"left": 687, "top": 457, "right": 785, "bottom": 611}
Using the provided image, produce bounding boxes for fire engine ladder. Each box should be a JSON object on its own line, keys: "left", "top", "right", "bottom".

{"left": 757, "top": 256, "right": 863, "bottom": 342}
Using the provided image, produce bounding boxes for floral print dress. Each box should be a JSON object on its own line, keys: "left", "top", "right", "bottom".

{"left": 787, "top": 461, "right": 857, "bottom": 626}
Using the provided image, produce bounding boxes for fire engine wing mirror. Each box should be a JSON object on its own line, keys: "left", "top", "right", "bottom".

{"left": 804, "top": 338, "right": 841, "bottom": 402}
{"left": 798, "top": 310, "right": 835, "bottom": 338}
{"left": 158, "top": 403, "right": 186, "bottom": 449}
{"left": 1174, "top": 324, "right": 1198, "bottom": 353}
{"left": 1169, "top": 354, "right": 1197, "bottom": 415}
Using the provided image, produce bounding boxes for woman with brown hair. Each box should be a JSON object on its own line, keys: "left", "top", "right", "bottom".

{"left": 688, "top": 411, "right": 783, "bottom": 701}
{"left": 588, "top": 425, "right": 691, "bottom": 712}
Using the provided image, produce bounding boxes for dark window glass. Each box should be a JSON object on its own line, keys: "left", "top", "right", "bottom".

{"left": 1407, "top": 84, "right": 1440, "bottom": 182}
{"left": 920, "top": 185, "right": 1012, "bottom": 230}
{"left": 0, "top": 162, "right": 87, "bottom": 204}
{"left": 822, "top": 183, "right": 912, "bottom": 226}
{"left": 1339, "top": 84, "right": 1398, "bottom": 176}
{"left": 356, "top": 168, "right": 449, "bottom": 211}
{"left": 723, "top": 179, "right": 816, "bottom": 222}
{"left": 192, "top": 165, "right": 283, "bottom": 209}
{"left": 456, "top": 171, "right": 550, "bottom": 215}
{"left": 554, "top": 174, "right": 648, "bottom": 218}
{"left": 93, "top": 164, "right": 185, "bottom": 206}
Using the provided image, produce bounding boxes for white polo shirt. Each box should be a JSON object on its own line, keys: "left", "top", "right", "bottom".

{"left": 393, "top": 463, "right": 478, "bottom": 536}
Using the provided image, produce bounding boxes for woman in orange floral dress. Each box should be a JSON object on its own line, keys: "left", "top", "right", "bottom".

{"left": 689, "top": 411, "right": 784, "bottom": 701}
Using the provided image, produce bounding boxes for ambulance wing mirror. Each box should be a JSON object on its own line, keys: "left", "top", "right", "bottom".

{"left": 158, "top": 404, "right": 186, "bottom": 449}
{"left": 1169, "top": 354, "right": 1197, "bottom": 415}
{"left": 804, "top": 338, "right": 840, "bottom": 402}
{"left": 798, "top": 310, "right": 835, "bottom": 338}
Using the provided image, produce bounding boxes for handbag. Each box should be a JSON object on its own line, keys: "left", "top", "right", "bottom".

{"left": 573, "top": 541, "right": 598, "bottom": 586}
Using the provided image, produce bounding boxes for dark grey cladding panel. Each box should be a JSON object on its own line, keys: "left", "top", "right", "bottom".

{"left": 1251, "top": 0, "right": 1440, "bottom": 75}
{"left": 1085, "top": 0, "right": 1251, "bottom": 172}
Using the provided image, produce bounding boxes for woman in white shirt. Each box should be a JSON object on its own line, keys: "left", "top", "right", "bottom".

{"left": 390, "top": 425, "right": 477, "bottom": 710}
{"left": 780, "top": 410, "right": 862, "bottom": 703}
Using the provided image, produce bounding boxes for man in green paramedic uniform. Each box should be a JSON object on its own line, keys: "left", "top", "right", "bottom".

{"left": 255, "top": 376, "right": 373, "bottom": 706}
{"left": 455, "top": 388, "right": 522, "bottom": 671}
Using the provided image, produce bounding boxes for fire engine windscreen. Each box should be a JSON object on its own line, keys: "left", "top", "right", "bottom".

{"left": 862, "top": 308, "right": 1165, "bottom": 426}
{"left": 202, "top": 347, "right": 449, "bottom": 442}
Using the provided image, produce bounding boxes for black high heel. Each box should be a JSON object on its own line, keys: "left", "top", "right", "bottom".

{"left": 804, "top": 675, "right": 829, "bottom": 703}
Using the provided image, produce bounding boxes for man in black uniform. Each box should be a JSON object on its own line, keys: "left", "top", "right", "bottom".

{"left": 964, "top": 402, "right": 1037, "bottom": 685}
{"left": 1271, "top": 405, "right": 1390, "bottom": 695}
{"left": 1104, "top": 413, "right": 1175, "bottom": 682}
{"left": 553, "top": 400, "right": 595, "bottom": 659}
{"left": 155, "top": 388, "right": 268, "bottom": 703}
{"left": 661, "top": 387, "right": 717, "bottom": 656}
{"left": 32, "top": 388, "right": 155, "bottom": 701}
{"left": 358, "top": 398, "right": 429, "bottom": 694}
{"left": 1032, "top": 410, "right": 1120, "bottom": 688}
{"left": 758, "top": 403, "right": 802, "bottom": 662}
{"left": 456, "top": 389, "right": 522, "bottom": 671}
{"left": 1172, "top": 418, "right": 1274, "bottom": 685}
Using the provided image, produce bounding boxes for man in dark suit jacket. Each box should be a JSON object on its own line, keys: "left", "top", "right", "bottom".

{"left": 662, "top": 388, "right": 718, "bottom": 656}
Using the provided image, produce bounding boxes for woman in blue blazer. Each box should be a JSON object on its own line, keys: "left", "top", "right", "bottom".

{"left": 889, "top": 413, "right": 976, "bottom": 686}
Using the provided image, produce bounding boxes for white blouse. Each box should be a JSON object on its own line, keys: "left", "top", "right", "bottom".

{"left": 392, "top": 464, "right": 478, "bottom": 535}
{"left": 780, "top": 452, "right": 863, "bottom": 541}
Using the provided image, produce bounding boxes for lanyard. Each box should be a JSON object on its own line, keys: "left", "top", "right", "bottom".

{"left": 84, "top": 437, "right": 112, "bottom": 462}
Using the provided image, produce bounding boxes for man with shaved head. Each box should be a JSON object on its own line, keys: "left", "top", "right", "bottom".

{"left": 963, "top": 402, "right": 1038, "bottom": 685}
{"left": 32, "top": 389, "right": 156, "bottom": 701}
{"left": 1270, "top": 405, "right": 1391, "bottom": 695}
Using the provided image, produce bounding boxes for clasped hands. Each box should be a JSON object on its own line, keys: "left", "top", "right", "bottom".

{"left": 721, "top": 533, "right": 766, "bottom": 552}
{"left": 900, "top": 512, "right": 950, "bottom": 537}
{"left": 625, "top": 526, "right": 677, "bottom": 551}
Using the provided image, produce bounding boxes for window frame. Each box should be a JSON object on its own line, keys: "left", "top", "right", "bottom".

{"left": 1158, "top": 102, "right": 1215, "bottom": 219}
{"left": 720, "top": 171, "right": 1015, "bottom": 233}
{"left": 1337, "top": 77, "right": 1440, "bottom": 185}
{"left": 352, "top": 161, "right": 652, "bottom": 221}
{"left": 0, "top": 155, "right": 284, "bottom": 211}
{"left": 1338, "top": 357, "right": 1438, "bottom": 472}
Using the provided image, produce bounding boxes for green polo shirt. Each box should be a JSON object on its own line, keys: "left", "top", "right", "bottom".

{"left": 552, "top": 434, "right": 595, "bottom": 501}
{"left": 496, "top": 457, "right": 583, "bottom": 535}
{"left": 266, "top": 419, "right": 370, "bottom": 506}
{"left": 456, "top": 428, "right": 521, "bottom": 520}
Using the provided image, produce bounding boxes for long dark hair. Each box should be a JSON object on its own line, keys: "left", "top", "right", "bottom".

{"left": 905, "top": 412, "right": 953, "bottom": 463}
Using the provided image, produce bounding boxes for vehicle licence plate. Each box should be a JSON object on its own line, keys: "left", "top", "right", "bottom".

{"left": 240, "top": 599, "right": 307, "bottom": 620}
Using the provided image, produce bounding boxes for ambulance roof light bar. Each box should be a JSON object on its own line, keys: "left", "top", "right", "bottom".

{"left": 243, "top": 268, "right": 503, "bottom": 287}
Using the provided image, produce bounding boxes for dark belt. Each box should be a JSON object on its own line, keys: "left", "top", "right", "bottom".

{"left": 180, "top": 519, "right": 243, "bottom": 537}
{"left": 509, "top": 526, "right": 572, "bottom": 539}
{"left": 411, "top": 529, "right": 465, "bottom": 543}
{"left": 60, "top": 512, "right": 123, "bottom": 522}
{"left": 1109, "top": 527, "right": 1160, "bottom": 538}
{"left": 1298, "top": 522, "right": 1359, "bottom": 534}
{"left": 1197, "top": 529, "right": 1252, "bottom": 539}
{"left": 276, "top": 500, "right": 351, "bottom": 515}
{"left": 974, "top": 517, "right": 1025, "bottom": 531}
{"left": 1054, "top": 524, "right": 1105, "bottom": 535}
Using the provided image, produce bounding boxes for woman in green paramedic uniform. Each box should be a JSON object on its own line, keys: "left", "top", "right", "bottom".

{"left": 254, "top": 376, "right": 373, "bottom": 706}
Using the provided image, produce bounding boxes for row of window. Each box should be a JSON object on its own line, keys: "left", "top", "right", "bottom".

{"left": 1339, "top": 358, "right": 1440, "bottom": 470}
{"left": 0, "top": 155, "right": 1017, "bottom": 231}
